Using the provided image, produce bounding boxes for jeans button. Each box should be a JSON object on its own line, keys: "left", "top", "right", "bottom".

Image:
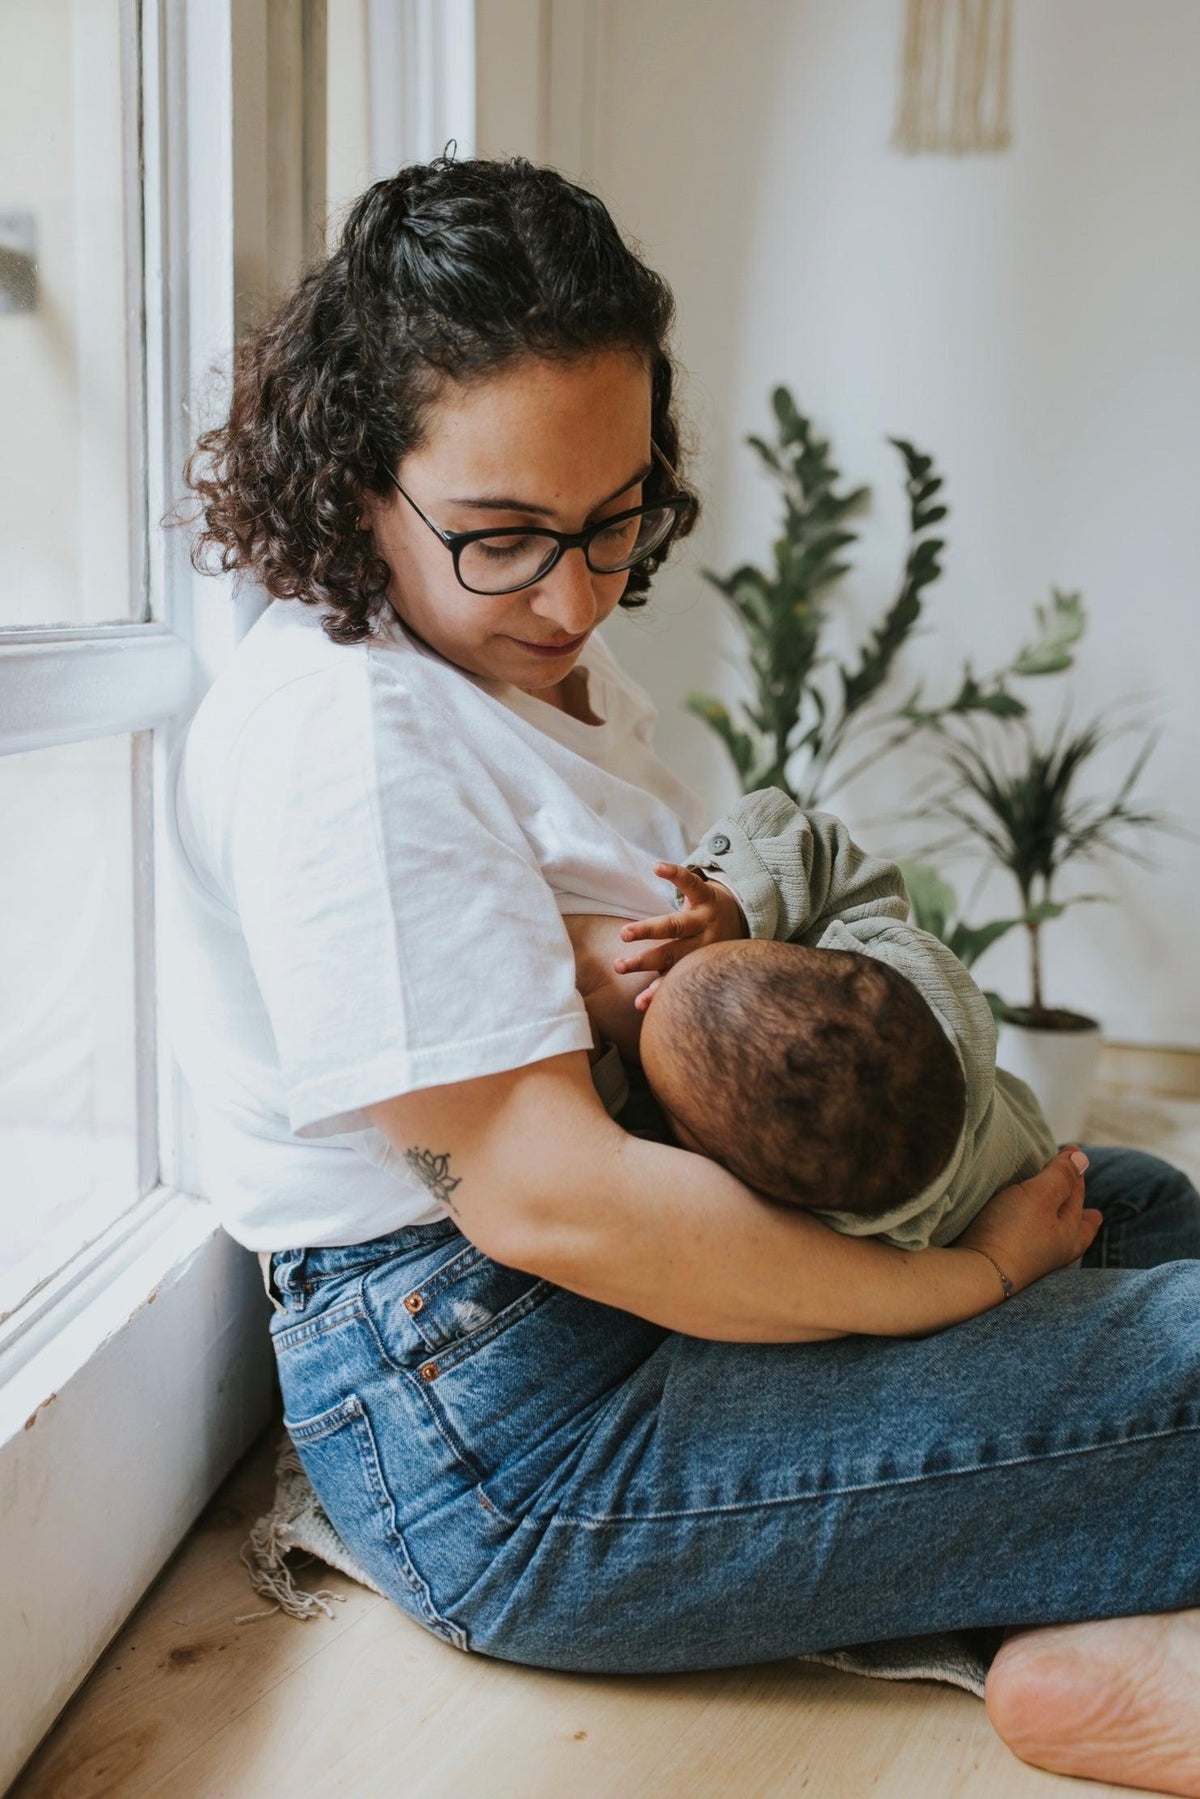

{"left": 404, "top": 1292, "right": 425, "bottom": 1313}
{"left": 420, "top": 1362, "right": 439, "bottom": 1381}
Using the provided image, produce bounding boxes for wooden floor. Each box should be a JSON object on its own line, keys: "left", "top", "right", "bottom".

{"left": 14, "top": 1084, "right": 1200, "bottom": 1799}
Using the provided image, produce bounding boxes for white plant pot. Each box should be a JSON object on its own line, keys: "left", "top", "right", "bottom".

{"left": 996, "top": 1016, "right": 1104, "bottom": 1145}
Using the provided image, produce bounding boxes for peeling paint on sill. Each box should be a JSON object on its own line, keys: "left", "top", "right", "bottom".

{"left": 23, "top": 1391, "right": 58, "bottom": 1430}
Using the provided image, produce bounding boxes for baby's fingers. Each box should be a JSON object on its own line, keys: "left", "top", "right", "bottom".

{"left": 653, "top": 860, "right": 711, "bottom": 901}
{"left": 615, "top": 909, "right": 703, "bottom": 975}
{"left": 618, "top": 910, "right": 691, "bottom": 947}
{"left": 634, "top": 977, "right": 664, "bottom": 1012}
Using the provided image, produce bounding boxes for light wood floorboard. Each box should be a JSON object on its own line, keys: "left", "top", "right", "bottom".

{"left": 14, "top": 1085, "right": 1198, "bottom": 1799}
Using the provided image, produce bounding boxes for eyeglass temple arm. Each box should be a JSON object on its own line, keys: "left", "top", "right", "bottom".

{"left": 650, "top": 437, "right": 686, "bottom": 489}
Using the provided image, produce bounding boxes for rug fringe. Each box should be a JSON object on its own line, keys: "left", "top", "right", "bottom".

{"left": 236, "top": 1437, "right": 347, "bottom": 1623}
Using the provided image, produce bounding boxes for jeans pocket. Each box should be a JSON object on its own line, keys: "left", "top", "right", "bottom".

{"left": 362, "top": 1239, "right": 556, "bottom": 1375}
{"left": 283, "top": 1391, "right": 469, "bottom": 1651}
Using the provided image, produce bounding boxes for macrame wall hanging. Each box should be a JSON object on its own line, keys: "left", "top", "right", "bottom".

{"left": 894, "top": 0, "right": 1014, "bottom": 154}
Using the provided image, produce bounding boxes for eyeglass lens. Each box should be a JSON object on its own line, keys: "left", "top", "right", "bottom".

{"left": 458, "top": 505, "right": 679, "bottom": 594}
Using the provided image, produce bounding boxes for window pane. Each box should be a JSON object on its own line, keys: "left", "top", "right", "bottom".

{"left": 0, "top": 0, "right": 139, "bottom": 627}
{"left": 0, "top": 737, "right": 139, "bottom": 1321}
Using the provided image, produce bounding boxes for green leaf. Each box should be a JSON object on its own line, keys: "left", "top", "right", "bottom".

{"left": 1012, "top": 589, "right": 1086, "bottom": 678}
{"left": 772, "top": 386, "right": 802, "bottom": 438}
{"left": 745, "top": 434, "right": 783, "bottom": 473}
{"left": 947, "top": 916, "right": 1026, "bottom": 968}
{"left": 899, "top": 860, "right": 956, "bottom": 939}
{"left": 972, "top": 690, "right": 1027, "bottom": 719}
{"left": 839, "top": 584, "right": 923, "bottom": 714}
{"left": 685, "top": 694, "right": 758, "bottom": 785}
{"left": 700, "top": 392, "right": 963, "bottom": 811}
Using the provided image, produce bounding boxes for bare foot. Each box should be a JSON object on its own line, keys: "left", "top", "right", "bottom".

{"left": 985, "top": 1609, "right": 1200, "bottom": 1796}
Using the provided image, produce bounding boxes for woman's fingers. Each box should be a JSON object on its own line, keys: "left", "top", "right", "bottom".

{"left": 1046, "top": 1144, "right": 1100, "bottom": 1257}
{"left": 1023, "top": 1146, "right": 1086, "bottom": 1212}
{"left": 1071, "top": 1208, "right": 1103, "bottom": 1261}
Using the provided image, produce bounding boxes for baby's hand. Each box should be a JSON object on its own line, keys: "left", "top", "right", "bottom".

{"left": 614, "top": 861, "right": 748, "bottom": 1011}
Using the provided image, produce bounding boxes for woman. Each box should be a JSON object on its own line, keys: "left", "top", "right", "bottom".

{"left": 169, "top": 153, "right": 1200, "bottom": 1795}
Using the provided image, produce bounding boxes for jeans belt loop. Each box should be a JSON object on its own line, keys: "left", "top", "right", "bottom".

{"left": 258, "top": 1249, "right": 289, "bottom": 1316}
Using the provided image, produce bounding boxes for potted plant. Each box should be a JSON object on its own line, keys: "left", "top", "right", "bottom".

{"left": 689, "top": 386, "right": 1173, "bottom": 1140}
{"left": 687, "top": 387, "right": 1067, "bottom": 808}
{"left": 906, "top": 707, "right": 1171, "bottom": 1140}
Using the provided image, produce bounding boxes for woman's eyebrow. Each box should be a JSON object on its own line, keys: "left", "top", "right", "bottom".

{"left": 445, "top": 461, "right": 654, "bottom": 517}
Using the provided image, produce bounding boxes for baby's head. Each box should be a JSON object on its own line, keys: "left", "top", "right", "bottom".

{"left": 638, "top": 939, "right": 966, "bottom": 1217}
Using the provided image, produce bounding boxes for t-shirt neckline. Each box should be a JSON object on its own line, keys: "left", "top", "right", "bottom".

{"left": 382, "top": 611, "right": 617, "bottom": 748}
{"left": 491, "top": 658, "right": 616, "bottom": 747}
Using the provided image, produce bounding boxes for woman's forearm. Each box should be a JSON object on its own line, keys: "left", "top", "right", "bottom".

{"left": 368, "top": 1050, "right": 1004, "bottom": 1345}
{"left": 512, "top": 1130, "right": 1003, "bottom": 1343}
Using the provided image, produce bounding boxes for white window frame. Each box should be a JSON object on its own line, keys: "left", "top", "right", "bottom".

{"left": 0, "top": 2, "right": 282, "bottom": 1782}
{"left": 2, "top": 1, "right": 480, "bottom": 1779}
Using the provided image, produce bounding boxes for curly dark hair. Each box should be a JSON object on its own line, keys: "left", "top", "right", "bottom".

{"left": 175, "top": 150, "right": 701, "bottom": 645}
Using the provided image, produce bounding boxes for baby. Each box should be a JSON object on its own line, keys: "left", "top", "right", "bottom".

{"left": 565, "top": 786, "right": 1056, "bottom": 1253}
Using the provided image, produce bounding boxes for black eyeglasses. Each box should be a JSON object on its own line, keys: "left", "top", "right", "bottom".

{"left": 380, "top": 439, "right": 696, "bottom": 596}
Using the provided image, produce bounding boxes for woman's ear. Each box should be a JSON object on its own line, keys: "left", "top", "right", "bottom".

{"left": 356, "top": 488, "right": 377, "bottom": 532}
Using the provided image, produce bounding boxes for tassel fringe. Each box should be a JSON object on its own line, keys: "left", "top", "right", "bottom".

{"left": 236, "top": 1433, "right": 379, "bottom": 1624}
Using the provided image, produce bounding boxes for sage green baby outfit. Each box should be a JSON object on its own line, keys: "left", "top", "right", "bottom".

{"left": 679, "top": 786, "right": 1056, "bottom": 1252}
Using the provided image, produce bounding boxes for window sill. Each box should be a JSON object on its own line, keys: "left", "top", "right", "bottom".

{"left": 1, "top": 1185, "right": 277, "bottom": 1789}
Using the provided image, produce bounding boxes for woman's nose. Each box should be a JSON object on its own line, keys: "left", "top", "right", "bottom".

{"left": 526, "top": 544, "right": 607, "bottom": 633}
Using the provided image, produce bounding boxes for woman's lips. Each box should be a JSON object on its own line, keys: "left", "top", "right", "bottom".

{"left": 511, "top": 632, "right": 587, "bottom": 656}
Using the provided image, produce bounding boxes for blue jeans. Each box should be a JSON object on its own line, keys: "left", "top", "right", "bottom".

{"left": 266, "top": 1144, "right": 1200, "bottom": 1673}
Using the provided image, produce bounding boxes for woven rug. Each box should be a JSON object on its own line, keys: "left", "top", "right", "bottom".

{"left": 240, "top": 1427, "right": 1000, "bottom": 1698}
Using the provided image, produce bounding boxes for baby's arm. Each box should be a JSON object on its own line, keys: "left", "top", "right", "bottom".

{"left": 683, "top": 788, "right": 910, "bottom": 944}
{"left": 615, "top": 791, "right": 910, "bottom": 989}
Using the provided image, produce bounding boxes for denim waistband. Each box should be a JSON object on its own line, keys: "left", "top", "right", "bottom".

{"left": 259, "top": 1216, "right": 465, "bottom": 1314}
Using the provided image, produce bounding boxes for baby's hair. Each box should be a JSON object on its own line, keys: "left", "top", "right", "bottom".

{"left": 174, "top": 149, "right": 699, "bottom": 645}
{"left": 660, "top": 942, "right": 967, "bottom": 1215}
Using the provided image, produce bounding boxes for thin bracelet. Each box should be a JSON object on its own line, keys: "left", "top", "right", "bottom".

{"left": 961, "top": 1245, "right": 1015, "bottom": 1300}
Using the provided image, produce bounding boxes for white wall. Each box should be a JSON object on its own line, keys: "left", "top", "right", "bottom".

{"left": 531, "top": 0, "right": 1200, "bottom": 1048}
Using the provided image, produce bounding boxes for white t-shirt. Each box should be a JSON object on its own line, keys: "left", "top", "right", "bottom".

{"left": 161, "top": 598, "right": 710, "bottom": 1251}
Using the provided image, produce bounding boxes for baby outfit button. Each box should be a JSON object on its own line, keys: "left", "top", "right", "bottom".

{"left": 711, "top": 833, "right": 731, "bottom": 854}
{"left": 404, "top": 1292, "right": 424, "bottom": 1313}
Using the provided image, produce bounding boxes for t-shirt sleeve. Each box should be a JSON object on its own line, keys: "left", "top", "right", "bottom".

{"left": 225, "top": 659, "right": 594, "bottom": 1138}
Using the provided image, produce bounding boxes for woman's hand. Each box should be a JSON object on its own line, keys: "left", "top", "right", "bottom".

{"left": 953, "top": 1146, "right": 1103, "bottom": 1296}
{"left": 614, "top": 862, "right": 749, "bottom": 1010}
